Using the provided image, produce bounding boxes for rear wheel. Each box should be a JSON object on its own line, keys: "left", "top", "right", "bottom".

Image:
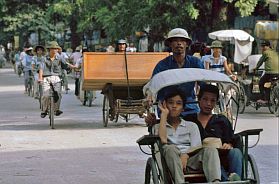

{"left": 246, "top": 154, "right": 260, "bottom": 184}
{"left": 102, "top": 95, "right": 109, "bottom": 127}
{"left": 145, "top": 157, "right": 160, "bottom": 184}
{"left": 268, "top": 85, "right": 279, "bottom": 117}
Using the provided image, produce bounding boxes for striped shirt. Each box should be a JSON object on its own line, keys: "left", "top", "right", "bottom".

{"left": 204, "top": 54, "right": 227, "bottom": 73}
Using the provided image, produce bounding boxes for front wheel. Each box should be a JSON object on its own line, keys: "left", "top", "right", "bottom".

{"left": 145, "top": 157, "right": 160, "bottom": 184}
{"left": 246, "top": 154, "right": 260, "bottom": 184}
{"left": 268, "top": 85, "right": 279, "bottom": 117}
{"left": 49, "top": 96, "right": 54, "bottom": 129}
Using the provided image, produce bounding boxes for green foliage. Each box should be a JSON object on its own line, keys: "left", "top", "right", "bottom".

{"left": 0, "top": 0, "right": 269, "bottom": 48}
{"left": 235, "top": 0, "right": 258, "bottom": 17}
{"left": 224, "top": 0, "right": 261, "bottom": 17}
{"left": 3, "top": 8, "right": 53, "bottom": 33}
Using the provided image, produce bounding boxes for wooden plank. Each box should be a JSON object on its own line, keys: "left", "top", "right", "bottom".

{"left": 82, "top": 52, "right": 169, "bottom": 90}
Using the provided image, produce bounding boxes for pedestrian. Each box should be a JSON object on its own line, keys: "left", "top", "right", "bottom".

{"left": 145, "top": 28, "right": 204, "bottom": 125}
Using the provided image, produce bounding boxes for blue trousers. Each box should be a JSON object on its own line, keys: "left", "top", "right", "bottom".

{"left": 221, "top": 148, "right": 243, "bottom": 181}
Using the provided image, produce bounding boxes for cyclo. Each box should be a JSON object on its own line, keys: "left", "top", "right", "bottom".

{"left": 137, "top": 68, "right": 262, "bottom": 184}
{"left": 238, "top": 55, "right": 279, "bottom": 116}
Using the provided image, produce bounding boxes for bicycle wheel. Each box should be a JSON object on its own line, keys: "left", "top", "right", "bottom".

{"left": 238, "top": 84, "right": 247, "bottom": 114}
{"left": 145, "top": 157, "right": 160, "bottom": 184}
{"left": 49, "top": 96, "right": 55, "bottom": 129}
{"left": 28, "top": 80, "right": 32, "bottom": 96}
{"left": 88, "top": 91, "right": 93, "bottom": 107}
{"left": 246, "top": 154, "right": 260, "bottom": 184}
{"left": 102, "top": 95, "right": 109, "bottom": 127}
{"left": 268, "top": 85, "right": 279, "bottom": 117}
{"left": 39, "top": 84, "right": 43, "bottom": 109}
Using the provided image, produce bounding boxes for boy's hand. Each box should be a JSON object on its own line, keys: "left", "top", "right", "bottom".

{"left": 158, "top": 101, "right": 169, "bottom": 118}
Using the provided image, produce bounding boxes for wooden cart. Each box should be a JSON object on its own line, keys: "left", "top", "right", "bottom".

{"left": 82, "top": 52, "right": 169, "bottom": 127}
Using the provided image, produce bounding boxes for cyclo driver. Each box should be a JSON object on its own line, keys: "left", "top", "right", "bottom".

{"left": 39, "top": 41, "right": 69, "bottom": 118}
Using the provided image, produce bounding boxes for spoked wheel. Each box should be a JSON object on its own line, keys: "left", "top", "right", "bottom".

{"left": 145, "top": 157, "right": 160, "bottom": 184}
{"left": 28, "top": 80, "right": 33, "bottom": 97}
{"left": 238, "top": 84, "right": 247, "bottom": 114}
{"left": 88, "top": 91, "right": 93, "bottom": 107}
{"left": 246, "top": 154, "right": 260, "bottom": 184}
{"left": 114, "top": 113, "right": 119, "bottom": 123}
{"left": 39, "top": 85, "right": 43, "bottom": 109}
{"left": 268, "top": 86, "right": 279, "bottom": 117}
{"left": 225, "top": 85, "right": 239, "bottom": 124}
{"left": 49, "top": 96, "right": 55, "bottom": 129}
{"left": 102, "top": 95, "right": 110, "bottom": 127}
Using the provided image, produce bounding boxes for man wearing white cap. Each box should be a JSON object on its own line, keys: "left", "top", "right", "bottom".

{"left": 146, "top": 28, "right": 204, "bottom": 123}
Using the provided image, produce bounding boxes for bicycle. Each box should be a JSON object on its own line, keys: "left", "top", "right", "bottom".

{"left": 60, "top": 70, "right": 69, "bottom": 94}
{"left": 41, "top": 79, "right": 61, "bottom": 129}
{"left": 38, "top": 83, "right": 43, "bottom": 109}
{"left": 27, "top": 71, "right": 34, "bottom": 97}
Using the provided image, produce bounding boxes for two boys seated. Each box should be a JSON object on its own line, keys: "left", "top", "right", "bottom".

{"left": 148, "top": 84, "right": 242, "bottom": 184}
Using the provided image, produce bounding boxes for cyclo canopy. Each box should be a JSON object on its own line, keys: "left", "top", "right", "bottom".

{"left": 143, "top": 68, "right": 238, "bottom": 101}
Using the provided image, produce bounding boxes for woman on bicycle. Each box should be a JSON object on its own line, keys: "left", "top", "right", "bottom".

{"left": 39, "top": 41, "right": 69, "bottom": 118}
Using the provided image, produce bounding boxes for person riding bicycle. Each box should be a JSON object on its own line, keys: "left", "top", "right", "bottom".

{"left": 39, "top": 41, "right": 69, "bottom": 118}
{"left": 184, "top": 84, "right": 242, "bottom": 181}
{"left": 253, "top": 40, "right": 279, "bottom": 104}
{"left": 22, "top": 47, "right": 34, "bottom": 94}
{"left": 32, "top": 45, "right": 46, "bottom": 99}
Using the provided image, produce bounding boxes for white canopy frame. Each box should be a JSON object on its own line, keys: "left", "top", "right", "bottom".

{"left": 208, "top": 29, "right": 254, "bottom": 64}
{"left": 143, "top": 68, "right": 238, "bottom": 100}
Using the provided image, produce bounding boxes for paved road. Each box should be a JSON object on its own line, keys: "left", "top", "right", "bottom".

{"left": 0, "top": 67, "right": 278, "bottom": 184}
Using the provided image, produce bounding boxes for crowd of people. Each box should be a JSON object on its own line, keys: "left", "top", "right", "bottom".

{"left": 1, "top": 27, "right": 277, "bottom": 184}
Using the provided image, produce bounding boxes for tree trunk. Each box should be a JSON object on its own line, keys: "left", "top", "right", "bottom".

{"left": 70, "top": 11, "right": 81, "bottom": 50}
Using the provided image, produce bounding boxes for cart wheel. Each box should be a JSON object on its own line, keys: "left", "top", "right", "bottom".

{"left": 268, "top": 86, "right": 279, "bottom": 117}
{"left": 238, "top": 84, "right": 247, "bottom": 114}
{"left": 102, "top": 95, "right": 110, "bottom": 127}
{"left": 114, "top": 113, "right": 119, "bottom": 123}
{"left": 145, "top": 157, "right": 160, "bottom": 184}
{"left": 246, "top": 154, "right": 260, "bottom": 184}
